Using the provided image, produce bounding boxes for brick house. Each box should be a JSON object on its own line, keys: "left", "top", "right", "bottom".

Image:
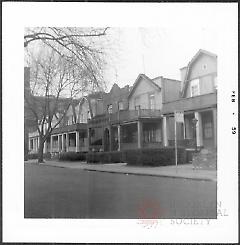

{"left": 87, "top": 84, "right": 130, "bottom": 152}
{"left": 162, "top": 49, "right": 217, "bottom": 150}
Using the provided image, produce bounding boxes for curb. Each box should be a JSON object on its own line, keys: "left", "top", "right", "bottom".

{"left": 82, "top": 168, "right": 217, "bottom": 182}
{"left": 25, "top": 161, "right": 216, "bottom": 182}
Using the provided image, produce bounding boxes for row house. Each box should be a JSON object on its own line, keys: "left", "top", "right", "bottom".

{"left": 28, "top": 101, "right": 88, "bottom": 155}
{"left": 88, "top": 75, "right": 181, "bottom": 152}
{"left": 28, "top": 91, "right": 106, "bottom": 155}
{"left": 27, "top": 49, "right": 217, "bottom": 157}
{"left": 162, "top": 49, "right": 217, "bottom": 150}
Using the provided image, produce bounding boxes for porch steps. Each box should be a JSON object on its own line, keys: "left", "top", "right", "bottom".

{"left": 192, "top": 148, "right": 217, "bottom": 170}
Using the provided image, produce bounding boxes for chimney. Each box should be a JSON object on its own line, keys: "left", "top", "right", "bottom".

{"left": 24, "top": 67, "right": 30, "bottom": 94}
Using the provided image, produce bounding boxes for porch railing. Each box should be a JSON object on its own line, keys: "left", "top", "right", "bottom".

{"left": 88, "top": 109, "right": 162, "bottom": 126}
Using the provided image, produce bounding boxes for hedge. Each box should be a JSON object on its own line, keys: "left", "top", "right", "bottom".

{"left": 27, "top": 152, "right": 51, "bottom": 160}
{"left": 87, "top": 151, "right": 122, "bottom": 164}
{"left": 124, "top": 147, "right": 186, "bottom": 166}
{"left": 59, "top": 152, "right": 87, "bottom": 161}
{"left": 86, "top": 147, "right": 187, "bottom": 166}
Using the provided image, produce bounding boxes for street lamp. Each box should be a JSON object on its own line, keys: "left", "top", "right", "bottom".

{"left": 192, "top": 117, "right": 198, "bottom": 153}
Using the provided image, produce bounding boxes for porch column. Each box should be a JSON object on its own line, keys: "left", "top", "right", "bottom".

{"left": 185, "top": 118, "right": 190, "bottom": 139}
{"left": 76, "top": 131, "right": 80, "bottom": 152}
{"left": 102, "top": 128, "right": 105, "bottom": 151}
{"left": 37, "top": 137, "right": 40, "bottom": 151}
{"left": 117, "top": 125, "right": 121, "bottom": 151}
{"left": 66, "top": 133, "right": 69, "bottom": 152}
{"left": 87, "top": 128, "right": 91, "bottom": 150}
{"left": 137, "top": 121, "right": 143, "bottom": 148}
{"left": 33, "top": 139, "right": 35, "bottom": 152}
{"left": 28, "top": 138, "right": 31, "bottom": 152}
{"left": 162, "top": 116, "right": 169, "bottom": 147}
{"left": 194, "top": 112, "right": 203, "bottom": 147}
{"left": 35, "top": 137, "right": 38, "bottom": 152}
{"left": 58, "top": 135, "right": 61, "bottom": 153}
{"left": 109, "top": 126, "right": 113, "bottom": 151}
{"left": 61, "top": 134, "right": 65, "bottom": 152}
{"left": 212, "top": 108, "right": 217, "bottom": 148}
{"left": 50, "top": 135, "right": 53, "bottom": 153}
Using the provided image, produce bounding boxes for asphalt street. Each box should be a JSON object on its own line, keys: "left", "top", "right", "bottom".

{"left": 24, "top": 163, "right": 217, "bottom": 219}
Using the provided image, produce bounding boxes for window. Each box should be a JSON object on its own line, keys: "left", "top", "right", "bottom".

{"left": 190, "top": 79, "right": 200, "bottom": 97}
{"left": 107, "top": 104, "right": 113, "bottom": 114}
{"left": 30, "top": 139, "right": 34, "bottom": 150}
{"left": 204, "top": 122, "right": 213, "bottom": 138}
{"left": 67, "top": 116, "right": 74, "bottom": 125}
{"left": 87, "top": 111, "right": 91, "bottom": 119}
{"left": 69, "top": 138, "right": 76, "bottom": 147}
{"left": 191, "top": 85, "right": 199, "bottom": 97}
{"left": 118, "top": 101, "right": 124, "bottom": 110}
{"left": 135, "top": 105, "right": 141, "bottom": 111}
{"left": 53, "top": 136, "right": 58, "bottom": 148}
{"left": 144, "top": 129, "right": 157, "bottom": 143}
{"left": 149, "top": 94, "right": 155, "bottom": 110}
{"left": 213, "top": 75, "right": 217, "bottom": 89}
{"left": 80, "top": 113, "right": 86, "bottom": 123}
{"left": 134, "top": 96, "right": 140, "bottom": 109}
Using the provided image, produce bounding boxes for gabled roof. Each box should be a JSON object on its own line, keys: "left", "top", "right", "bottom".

{"left": 181, "top": 49, "right": 217, "bottom": 97}
{"left": 77, "top": 91, "right": 105, "bottom": 119}
{"left": 128, "top": 74, "right": 161, "bottom": 99}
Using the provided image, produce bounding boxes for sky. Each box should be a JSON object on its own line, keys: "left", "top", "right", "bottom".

{"left": 24, "top": 26, "right": 219, "bottom": 93}
{"left": 104, "top": 27, "right": 218, "bottom": 91}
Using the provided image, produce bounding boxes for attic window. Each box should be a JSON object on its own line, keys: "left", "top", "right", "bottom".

{"left": 203, "top": 64, "right": 207, "bottom": 69}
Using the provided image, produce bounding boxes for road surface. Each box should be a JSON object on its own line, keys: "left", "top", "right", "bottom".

{"left": 24, "top": 163, "right": 216, "bottom": 219}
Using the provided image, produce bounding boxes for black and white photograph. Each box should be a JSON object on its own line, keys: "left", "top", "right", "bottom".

{"left": 2, "top": 2, "right": 238, "bottom": 244}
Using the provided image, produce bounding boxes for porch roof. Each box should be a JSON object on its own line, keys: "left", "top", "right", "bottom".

{"left": 51, "top": 123, "right": 87, "bottom": 134}
{"left": 162, "top": 92, "right": 217, "bottom": 115}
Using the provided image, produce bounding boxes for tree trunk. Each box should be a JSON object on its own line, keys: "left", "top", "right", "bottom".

{"left": 38, "top": 140, "right": 44, "bottom": 163}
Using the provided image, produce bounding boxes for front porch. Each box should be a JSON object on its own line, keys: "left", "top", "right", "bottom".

{"left": 163, "top": 108, "right": 217, "bottom": 150}
{"left": 50, "top": 130, "right": 88, "bottom": 154}
{"left": 88, "top": 117, "right": 163, "bottom": 152}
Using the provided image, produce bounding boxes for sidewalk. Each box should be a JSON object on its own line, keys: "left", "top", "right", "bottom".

{"left": 25, "top": 159, "right": 217, "bottom": 181}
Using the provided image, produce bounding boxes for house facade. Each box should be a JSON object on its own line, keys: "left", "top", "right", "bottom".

{"left": 88, "top": 75, "right": 181, "bottom": 152}
{"left": 26, "top": 49, "right": 217, "bottom": 158}
{"left": 162, "top": 49, "right": 217, "bottom": 150}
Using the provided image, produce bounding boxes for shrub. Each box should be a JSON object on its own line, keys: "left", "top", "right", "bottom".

{"left": 59, "top": 152, "right": 86, "bottom": 161}
{"left": 86, "top": 147, "right": 187, "bottom": 166}
{"left": 124, "top": 147, "right": 187, "bottom": 166}
{"left": 87, "top": 151, "right": 123, "bottom": 164}
{"left": 27, "top": 152, "right": 52, "bottom": 160}
{"left": 27, "top": 153, "right": 39, "bottom": 160}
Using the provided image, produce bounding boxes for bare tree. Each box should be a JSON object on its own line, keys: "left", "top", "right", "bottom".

{"left": 25, "top": 27, "right": 109, "bottom": 163}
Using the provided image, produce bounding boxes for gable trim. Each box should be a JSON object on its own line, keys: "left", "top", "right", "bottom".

{"left": 128, "top": 74, "right": 161, "bottom": 99}
{"left": 181, "top": 49, "right": 217, "bottom": 97}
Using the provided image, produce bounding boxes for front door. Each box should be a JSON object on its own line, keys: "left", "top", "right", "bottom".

{"left": 201, "top": 111, "right": 214, "bottom": 149}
